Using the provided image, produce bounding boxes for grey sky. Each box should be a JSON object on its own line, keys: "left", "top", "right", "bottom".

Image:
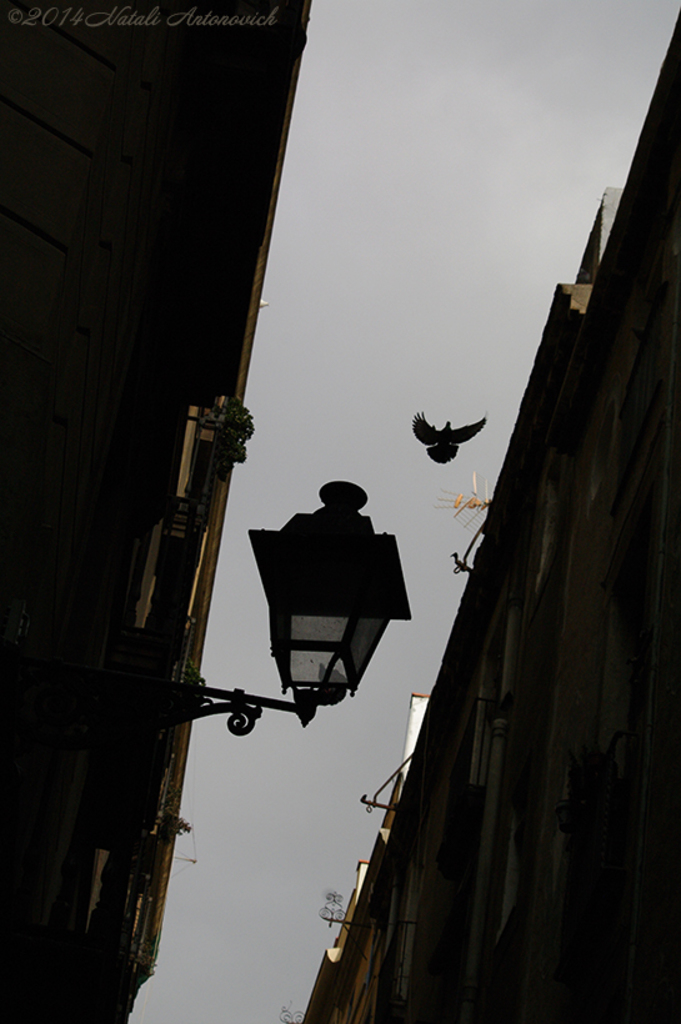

{"left": 131, "top": 3, "right": 681, "bottom": 1022}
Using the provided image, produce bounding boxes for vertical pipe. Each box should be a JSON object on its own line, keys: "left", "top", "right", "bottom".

{"left": 458, "top": 715, "right": 509, "bottom": 1024}
{"left": 458, "top": 575, "right": 523, "bottom": 1024}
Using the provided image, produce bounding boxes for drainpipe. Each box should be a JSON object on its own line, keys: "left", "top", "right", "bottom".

{"left": 622, "top": 205, "right": 681, "bottom": 1024}
{"left": 458, "top": 714, "right": 509, "bottom": 1024}
{"left": 458, "top": 576, "right": 523, "bottom": 1024}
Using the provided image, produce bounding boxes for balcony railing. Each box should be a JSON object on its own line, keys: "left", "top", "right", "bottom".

{"left": 555, "top": 731, "right": 636, "bottom": 985}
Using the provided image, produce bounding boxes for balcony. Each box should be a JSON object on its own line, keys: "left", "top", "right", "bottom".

{"left": 109, "top": 406, "right": 229, "bottom": 680}
{"left": 555, "top": 732, "right": 635, "bottom": 986}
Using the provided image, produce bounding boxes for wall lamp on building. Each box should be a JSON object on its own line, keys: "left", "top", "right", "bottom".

{"left": 250, "top": 481, "right": 411, "bottom": 726}
{"left": 13, "top": 482, "right": 410, "bottom": 748}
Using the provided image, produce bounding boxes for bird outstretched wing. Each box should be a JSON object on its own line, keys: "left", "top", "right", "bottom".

{"left": 447, "top": 415, "right": 487, "bottom": 443}
{"left": 412, "top": 412, "right": 441, "bottom": 445}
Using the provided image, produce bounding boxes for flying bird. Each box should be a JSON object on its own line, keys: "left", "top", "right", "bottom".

{"left": 412, "top": 412, "right": 487, "bottom": 463}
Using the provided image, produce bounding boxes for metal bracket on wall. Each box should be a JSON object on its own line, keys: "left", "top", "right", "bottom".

{"left": 12, "top": 654, "right": 302, "bottom": 748}
{"left": 360, "top": 754, "right": 413, "bottom": 812}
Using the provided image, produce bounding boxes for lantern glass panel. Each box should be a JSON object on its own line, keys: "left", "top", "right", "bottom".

{"left": 349, "top": 617, "right": 385, "bottom": 676}
{"left": 291, "top": 614, "right": 348, "bottom": 642}
{"left": 290, "top": 649, "right": 348, "bottom": 684}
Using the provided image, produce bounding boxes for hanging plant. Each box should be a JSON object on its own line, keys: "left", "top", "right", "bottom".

{"left": 135, "top": 941, "right": 157, "bottom": 976}
{"left": 158, "top": 785, "right": 192, "bottom": 843}
{"left": 158, "top": 814, "right": 192, "bottom": 844}
{"left": 214, "top": 398, "right": 254, "bottom": 481}
{"left": 183, "top": 658, "right": 206, "bottom": 687}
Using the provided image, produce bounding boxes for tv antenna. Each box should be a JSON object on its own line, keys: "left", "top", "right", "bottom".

{"left": 435, "top": 472, "right": 492, "bottom": 573}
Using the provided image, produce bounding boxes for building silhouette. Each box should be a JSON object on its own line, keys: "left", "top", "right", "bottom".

{"left": 304, "top": 12, "right": 681, "bottom": 1024}
{"left": 4, "top": 2, "right": 311, "bottom": 1021}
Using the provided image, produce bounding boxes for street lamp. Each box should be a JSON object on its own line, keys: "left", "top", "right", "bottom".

{"left": 250, "top": 481, "right": 411, "bottom": 725}
{"left": 13, "top": 483, "right": 410, "bottom": 746}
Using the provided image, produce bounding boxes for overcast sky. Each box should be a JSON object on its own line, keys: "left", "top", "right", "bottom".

{"left": 131, "top": 3, "right": 681, "bottom": 1022}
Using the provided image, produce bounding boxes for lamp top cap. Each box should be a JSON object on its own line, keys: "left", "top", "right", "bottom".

{"left": 276, "top": 481, "right": 373, "bottom": 536}
{"left": 319, "top": 481, "right": 368, "bottom": 511}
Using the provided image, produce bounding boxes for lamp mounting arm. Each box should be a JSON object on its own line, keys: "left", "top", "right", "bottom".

{"left": 13, "top": 655, "right": 303, "bottom": 749}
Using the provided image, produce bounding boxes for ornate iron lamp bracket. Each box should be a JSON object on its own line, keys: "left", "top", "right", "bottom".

{"left": 13, "top": 655, "right": 302, "bottom": 749}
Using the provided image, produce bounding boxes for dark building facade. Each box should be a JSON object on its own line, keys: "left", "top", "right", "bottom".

{"left": 304, "top": 13, "right": 681, "bottom": 1024}
{"left": 3, "top": 2, "right": 311, "bottom": 1021}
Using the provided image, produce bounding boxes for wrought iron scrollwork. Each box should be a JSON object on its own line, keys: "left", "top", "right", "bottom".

{"left": 280, "top": 1006, "right": 304, "bottom": 1024}
{"left": 13, "top": 656, "right": 300, "bottom": 749}
{"left": 319, "top": 891, "right": 345, "bottom": 926}
{"left": 223, "top": 689, "right": 263, "bottom": 737}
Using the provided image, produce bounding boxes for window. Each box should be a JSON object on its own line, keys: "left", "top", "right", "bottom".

{"left": 436, "top": 698, "right": 494, "bottom": 882}
{"left": 496, "top": 762, "right": 529, "bottom": 941}
{"left": 555, "top": 733, "right": 634, "bottom": 987}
